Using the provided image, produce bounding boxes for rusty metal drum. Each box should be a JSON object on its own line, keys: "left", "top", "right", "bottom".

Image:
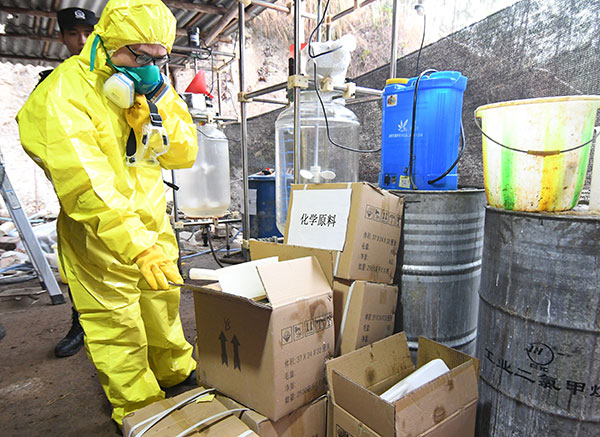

{"left": 477, "top": 207, "right": 600, "bottom": 436}
{"left": 392, "top": 189, "right": 486, "bottom": 358}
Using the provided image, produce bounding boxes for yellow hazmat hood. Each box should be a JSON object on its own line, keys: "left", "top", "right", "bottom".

{"left": 95, "top": 0, "right": 177, "bottom": 53}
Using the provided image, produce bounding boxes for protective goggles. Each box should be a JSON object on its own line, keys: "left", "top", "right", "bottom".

{"left": 126, "top": 45, "right": 170, "bottom": 66}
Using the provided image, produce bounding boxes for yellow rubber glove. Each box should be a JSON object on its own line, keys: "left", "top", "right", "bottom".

{"left": 125, "top": 94, "right": 150, "bottom": 135}
{"left": 134, "top": 245, "right": 182, "bottom": 290}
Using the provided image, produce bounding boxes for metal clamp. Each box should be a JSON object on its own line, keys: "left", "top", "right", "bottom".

{"left": 343, "top": 82, "right": 356, "bottom": 99}
{"left": 287, "top": 74, "right": 309, "bottom": 89}
{"left": 237, "top": 91, "right": 253, "bottom": 103}
{"left": 320, "top": 77, "right": 334, "bottom": 92}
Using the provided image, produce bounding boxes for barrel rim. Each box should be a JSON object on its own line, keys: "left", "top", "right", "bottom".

{"left": 390, "top": 188, "right": 485, "bottom": 195}
{"left": 475, "top": 94, "right": 600, "bottom": 114}
{"left": 485, "top": 205, "right": 600, "bottom": 222}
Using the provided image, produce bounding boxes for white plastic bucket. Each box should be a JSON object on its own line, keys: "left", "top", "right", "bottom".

{"left": 475, "top": 96, "right": 600, "bottom": 211}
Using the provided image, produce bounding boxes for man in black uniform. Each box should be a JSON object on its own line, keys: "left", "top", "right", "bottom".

{"left": 38, "top": 8, "right": 97, "bottom": 81}
{"left": 38, "top": 7, "right": 98, "bottom": 358}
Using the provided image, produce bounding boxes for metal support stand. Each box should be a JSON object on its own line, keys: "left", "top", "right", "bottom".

{"left": 390, "top": 0, "right": 400, "bottom": 78}
{"left": 171, "top": 169, "right": 184, "bottom": 271}
{"left": 238, "top": 0, "right": 250, "bottom": 259}
{"left": 293, "top": 0, "right": 303, "bottom": 184}
{"left": 0, "top": 163, "right": 65, "bottom": 304}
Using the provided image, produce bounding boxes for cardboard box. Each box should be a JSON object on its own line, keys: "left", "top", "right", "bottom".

{"left": 190, "top": 257, "right": 334, "bottom": 422}
{"left": 122, "top": 387, "right": 258, "bottom": 436}
{"left": 249, "top": 241, "right": 398, "bottom": 357}
{"left": 327, "top": 333, "right": 479, "bottom": 437}
{"left": 284, "top": 182, "right": 404, "bottom": 284}
{"left": 333, "top": 279, "right": 397, "bottom": 356}
{"left": 219, "top": 395, "right": 327, "bottom": 437}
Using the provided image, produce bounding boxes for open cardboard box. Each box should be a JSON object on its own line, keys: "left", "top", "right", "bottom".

{"left": 283, "top": 182, "right": 404, "bottom": 284}
{"left": 326, "top": 333, "right": 479, "bottom": 437}
{"left": 188, "top": 256, "right": 334, "bottom": 422}
{"left": 249, "top": 240, "right": 336, "bottom": 286}
{"left": 250, "top": 240, "right": 398, "bottom": 357}
{"left": 122, "top": 387, "right": 258, "bottom": 436}
{"left": 219, "top": 394, "right": 327, "bottom": 437}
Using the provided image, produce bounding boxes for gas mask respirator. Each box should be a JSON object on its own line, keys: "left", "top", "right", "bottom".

{"left": 103, "top": 64, "right": 162, "bottom": 109}
{"left": 90, "top": 35, "right": 169, "bottom": 166}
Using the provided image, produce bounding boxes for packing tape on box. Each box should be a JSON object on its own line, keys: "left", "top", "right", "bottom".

{"left": 130, "top": 388, "right": 216, "bottom": 437}
{"left": 334, "top": 281, "right": 356, "bottom": 356}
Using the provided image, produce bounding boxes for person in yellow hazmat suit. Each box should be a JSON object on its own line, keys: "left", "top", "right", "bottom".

{"left": 17, "top": 0, "right": 197, "bottom": 425}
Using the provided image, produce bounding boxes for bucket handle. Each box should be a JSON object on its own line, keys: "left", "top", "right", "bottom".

{"left": 473, "top": 110, "right": 597, "bottom": 156}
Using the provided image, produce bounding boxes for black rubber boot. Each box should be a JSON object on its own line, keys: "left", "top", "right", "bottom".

{"left": 54, "top": 307, "right": 84, "bottom": 358}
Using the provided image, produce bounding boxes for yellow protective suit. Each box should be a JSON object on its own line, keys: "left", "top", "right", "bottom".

{"left": 17, "top": 0, "right": 197, "bottom": 425}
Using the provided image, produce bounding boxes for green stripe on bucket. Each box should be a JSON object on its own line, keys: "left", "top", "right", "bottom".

{"left": 500, "top": 126, "right": 515, "bottom": 210}
{"left": 571, "top": 111, "right": 595, "bottom": 208}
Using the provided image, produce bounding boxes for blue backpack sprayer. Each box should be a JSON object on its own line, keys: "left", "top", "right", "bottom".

{"left": 379, "top": 70, "right": 467, "bottom": 190}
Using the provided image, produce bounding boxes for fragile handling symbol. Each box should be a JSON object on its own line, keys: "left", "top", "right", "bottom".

{"left": 218, "top": 331, "right": 242, "bottom": 371}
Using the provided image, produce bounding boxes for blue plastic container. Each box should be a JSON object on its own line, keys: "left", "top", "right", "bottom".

{"left": 379, "top": 71, "right": 467, "bottom": 190}
{"left": 248, "top": 174, "right": 283, "bottom": 238}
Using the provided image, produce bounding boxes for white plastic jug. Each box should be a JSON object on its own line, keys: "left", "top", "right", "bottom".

{"left": 380, "top": 358, "right": 450, "bottom": 403}
{"left": 177, "top": 123, "right": 231, "bottom": 218}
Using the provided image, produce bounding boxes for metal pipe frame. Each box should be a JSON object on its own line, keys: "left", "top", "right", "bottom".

{"left": 244, "top": 81, "right": 288, "bottom": 99}
{"left": 306, "top": 79, "right": 382, "bottom": 97}
{"left": 345, "top": 96, "right": 381, "bottom": 106}
{"left": 302, "top": 11, "right": 317, "bottom": 20}
{"left": 217, "top": 57, "right": 237, "bottom": 72}
{"left": 342, "top": 84, "right": 382, "bottom": 96}
{"left": 293, "top": 0, "right": 302, "bottom": 185}
{"left": 390, "top": 0, "right": 399, "bottom": 78}
{"left": 171, "top": 170, "right": 182, "bottom": 270}
{"left": 191, "top": 114, "right": 239, "bottom": 123}
{"left": 216, "top": 70, "right": 223, "bottom": 114}
{"left": 238, "top": 1, "right": 251, "bottom": 248}
{"left": 180, "top": 218, "right": 243, "bottom": 227}
{"left": 172, "top": 45, "right": 236, "bottom": 58}
{"left": 316, "top": 0, "right": 322, "bottom": 42}
{"left": 251, "top": 0, "right": 290, "bottom": 13}
{"left": 330, "top": 0, "right": 378, "bottom": 22}
{"left": 252, "top": 98, "right": 289, "bottom": 105}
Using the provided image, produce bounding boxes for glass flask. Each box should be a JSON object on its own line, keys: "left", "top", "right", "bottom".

{"left": 275, "top": 91, "right": 360, "bottom": 234}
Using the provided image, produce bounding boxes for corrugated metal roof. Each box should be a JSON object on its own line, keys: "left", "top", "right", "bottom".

{"left": 0, "top": 0, "right": 275, "bottom": 66}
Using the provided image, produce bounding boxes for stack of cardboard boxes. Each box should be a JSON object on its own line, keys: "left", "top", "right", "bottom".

{"left": 260, "top": 182, "right": 405, "bottom": 357}
{"left": 122, "top": 182, "right": 479, "bottom": 436}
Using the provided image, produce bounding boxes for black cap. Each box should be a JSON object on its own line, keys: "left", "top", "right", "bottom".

{"left": 57, "top": 8, "right": 97, "bottom": 33}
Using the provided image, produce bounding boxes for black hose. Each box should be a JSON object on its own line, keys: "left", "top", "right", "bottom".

{"left": 427, "top": 119, "right": 466, "bottom": 185}
{"left": 408, "top": 69, "right": 437, "bottom": 188}
{"left": 206, "top": 231, "right": 224, "bottom": 268}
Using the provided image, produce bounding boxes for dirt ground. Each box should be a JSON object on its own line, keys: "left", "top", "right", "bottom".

{"left": 0, "top": 251, "right": 222, "bottom": 437}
